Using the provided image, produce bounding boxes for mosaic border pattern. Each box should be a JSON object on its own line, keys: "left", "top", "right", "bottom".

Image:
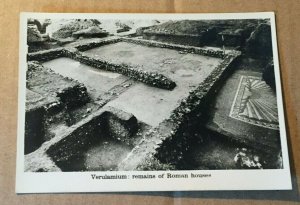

{"left": 229, "top": 75, "right": 279, "bottom": 130}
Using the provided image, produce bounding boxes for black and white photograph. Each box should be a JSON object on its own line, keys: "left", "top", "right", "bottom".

{"left": 16, "top": 12, "right": 292, "bottom": 193}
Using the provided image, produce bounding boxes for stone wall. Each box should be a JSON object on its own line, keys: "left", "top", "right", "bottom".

{"left": 118, "top": 52, "right": 241, "bottom": 170}
{"left": 25, "top": 62, "right": 90, "bottom": 154}
{"left": 143, "top": 32, "right": 204, "bottom": 47}
{"left": 46, "top": 111, "right": 107, "bottom": 164}
{"left": 27, "top": 61, "right": 90, "bottom": 115}
{"left": 25, "top": 37, "right": 242, "bottom": 171}
{"left": 142, "top": 28, "right": 216, "bottom": 47}
{"left": 152, "top": 53, "right": 241, "bottom": 166}
{"left": 63, "top": 49, "right": 176, "bottom": 90}
{"left": 40, "top": 108, "right": 137, "bottom": 171}
{"left": 74, "top": 37, "right": 121, "bottom": 51}
{"left": 105, "top": 106, "right": 138, "bottom": 143}
{"left": 27, "top": 48, "right": 65, "bottom": 62}
{"left": 27, "top": 41, "right": 176, "bottom": 90}
{"left": 26, "top": 37, "right": 244, "bottom": 92}
{"left": 122, "top": 37, "right": 226, "bottom": 59}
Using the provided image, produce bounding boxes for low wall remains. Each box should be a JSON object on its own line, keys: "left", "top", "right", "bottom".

{"left": 25, "top": 62, "right": 90, "bottom": 154}
{"left": 143, "top": 32, "right": 203, "bottom": 47}
{"left": 26, "top": 107, "right": 139, "bottom": 172}
{"left": 46, "top": 111, "right": 107, "bottom": 164}
{"left": 26, "top": 37, "right": 243, "bottom": 92}
{"left": 105, "top": 106, "right": 138, "bottom": 143}
{"left": 122, "top": 37, "right": 227, "bottom": 59}
{"left": 153, "top": 53, "right": 241, "bottom": 166}
{"left": 63, "top": 49, "right": 176, "bottom": 90}
{"left": 74, "top": 37, "right": 121, "bottom": 51}
{"left": 27, "top": 48, "right": 65, "bottom": 62}
{"left": 118, "top": 52, "right": 241, "bottom": 170}
{"left": 142, "top": 29, "right": 217, "bottom": 47}
{"left": 27, "top": 42, "right": 177, "bottom": 90}
{"left": 25, "top": 37, "right": 241, "bottom": 170}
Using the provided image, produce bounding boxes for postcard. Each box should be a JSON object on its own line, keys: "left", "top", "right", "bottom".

{"left": 16, "top": 12, "right": 292, "bottom": 193}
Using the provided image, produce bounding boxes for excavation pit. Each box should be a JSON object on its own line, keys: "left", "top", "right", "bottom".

{"left": 34, "top": 107, "right": 148, "bottom": 172}
{"left": 56, "top": 137, "right": 134, "bottom": 171}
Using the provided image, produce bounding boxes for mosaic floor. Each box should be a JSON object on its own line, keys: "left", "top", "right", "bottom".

{"left": 229, "top": 75, "right": 279, "bottom": 130}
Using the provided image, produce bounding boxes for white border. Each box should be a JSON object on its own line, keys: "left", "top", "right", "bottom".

{"left": 16, "top": 12, "right": 292, "bottom": 193}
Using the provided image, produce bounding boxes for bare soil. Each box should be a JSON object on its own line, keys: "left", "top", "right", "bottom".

{"left": 83, "top": 42, "right": 222, "bottom": 126}
{"left": 56, "top": 137, "right": 134, "bottom": 171}
{"left": 43, "top": 57, "right": 129, "bottom": 101}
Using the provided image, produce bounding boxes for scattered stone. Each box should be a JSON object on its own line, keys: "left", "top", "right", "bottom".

{"left": 234, "top": 149, "right": 263, "bottom": 169}
{"left": 122, "top": 84, "right": 130, "bottom": 88}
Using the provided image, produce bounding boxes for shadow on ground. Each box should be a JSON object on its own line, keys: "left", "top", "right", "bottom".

{"left": 88, "top": 127, "right": 299, "bottom": 202}
{"left": 120, "top": 121, "right": 299, "bottom": 202}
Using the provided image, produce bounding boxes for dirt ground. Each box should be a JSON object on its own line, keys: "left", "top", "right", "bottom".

{"left": 57, "top": 137, "right": 134, "bottom": 171}
{"left": 83, "top": 42, "right": 222, "bottom": 83}
{"left": 82, "top": 42, "right": 223, "bottom": 126}
{"left": 43, "top": 57, "right": 130, "bottom": 100}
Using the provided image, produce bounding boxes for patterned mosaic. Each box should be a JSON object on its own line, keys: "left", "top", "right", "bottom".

{"left": 229, "top": 75, "right": 279, "bottom": 130}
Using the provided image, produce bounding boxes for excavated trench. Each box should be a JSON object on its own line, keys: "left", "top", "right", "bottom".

{"left": 42, "top": 57, "right": 129, "bottom": 101}
{"left": 46, "top": 107, "right": 148, "bottom": 171}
